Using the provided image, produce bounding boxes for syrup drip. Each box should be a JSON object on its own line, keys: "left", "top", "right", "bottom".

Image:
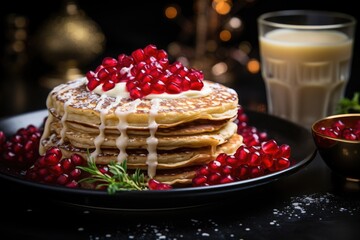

{"left": 39, "top": 79, "right": 86, "bottom": 154}
{"left": 115, "top": 99, "right": 141, "bottom": 163}
{"left": 91, "top": 95, "right": 110, "bottom": 159}
{"left": 146, "top": 98, "right": 161, "bottom": 178}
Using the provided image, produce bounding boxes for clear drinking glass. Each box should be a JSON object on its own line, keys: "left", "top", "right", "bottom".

{"left": 258, "top": 10, "right": 356, "bottom": 128}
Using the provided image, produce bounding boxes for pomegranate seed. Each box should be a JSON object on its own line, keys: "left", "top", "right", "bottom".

{"left": 46, "top": 146, "right": 62, "bottom": 159}
{"left": 152, "top": 81, "right": 166, "bottom": 93}
{"left": 69, "top": 168, "right": 82, "bottom": 179}
{"left": 208, "top": 160, "right": 222, "bottom": 172}
{"left": 44, "top": 153, "right": 60, "bottom": 165}
{"left": 261, "top": 140, "right": 279, "bottom": 155}
{"left": 166, "top": 82, "right": 182, "bottom": 94}
{"left": 249, "top": 166, "right": 264, "bottom": 178}
{"left": 220, "top": 175, "right": 235, "bottom": 184}
{"left": 225, "top": 155, "right": 238, "bottom": 167}
{"left": 130, "top": 87, "right": 143, "bottom": 99}
{"left": 276, "top": 157, "right": 290, "bottom": 171}
{"left": 248, "top": 151, "right": 261, "bottom": 166}
{"left": 277, "top": 144, "right": 291, "bottom": 159}
{"left": 190, "top": 79, "right": 204, "bottom": 90}
{"left": 192, "top": 175, "right": 208, "bottom": 186}
{"left": 197, "top": 165, "right": 210, "bottom": 176}
{"left": 66, "top": 180, "right": 79, "bottom": 188}
{"left": 0, "top": 131, "right": 6, "bottom": 145}
{"left": 102, "top": 80, "right": 115, "bottom": 91}
{"left": 216, "top": 153, "right": 228, "bottom": 164}
{"left": 86, "top": 71, "right": 96, "bottom": 79}
{"left": 98, "top": 165, "right": 110, "bottom": 174}
{"left": 60, "top": 158, "right": 74, "bottom": 172}
{"left": 222, "top": 165, "right": 233, "bottom": 175}
{"left": 208, "top": 172, "right": 221, "bottom": 185}
{"left": 261, "top": 154, "right": 274, "bottom": 168}
{"left": 156, "top": 49, "right": 167, "bottom": 59}
{"left": 50, "top": 163, "right": 63, "bottom": 176}
{"left": 236, "top": 165, "right": 249, "bottom": 180}
{"left": 57, "top": 174, "right": 70, "bottom": 185}
{"left": 143, "top": 44, "right": 157, "bottom": 56}
{"left": 102, "top": 57, "right": 118, "bottom": 67}
{"left": 97, "top": 68, "right": 109, "bottom": 81}
{"left": 132, "top": 49, "right": 145, "bottom": 63}
{"left": 71, "top": 154, "right": 85, "bottom": 166}
{"left": 87, "top": 78, "right": 101, "bottom": 91}
{"left": 332, "top": 120, "right": 346, "bottom": 131}
{"left": 234, "top": 146, "right": 250, "bottom": 164}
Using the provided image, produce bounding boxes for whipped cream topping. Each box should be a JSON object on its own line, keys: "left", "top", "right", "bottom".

{"left": 86, "top": 78, "right": 213, "bottom": 99}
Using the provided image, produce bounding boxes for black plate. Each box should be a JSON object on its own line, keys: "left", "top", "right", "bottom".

{"left": 0, "top": 109, "right": 316, "bottom": 210}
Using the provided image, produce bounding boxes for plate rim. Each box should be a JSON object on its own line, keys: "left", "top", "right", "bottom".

{"left": 0, "top": 109, "right": 317, "bottom": 208}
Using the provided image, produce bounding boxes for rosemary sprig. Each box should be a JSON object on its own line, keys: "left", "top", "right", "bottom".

{"left": 335, "top": 92, "right": 360, "bottom": 114}
{"left": 77, "top": 156, "right": 148, "bottom": 194}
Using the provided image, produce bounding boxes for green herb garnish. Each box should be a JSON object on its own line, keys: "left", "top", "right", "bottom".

{"left": 336, "top": 92, "right": 360, "bottom": 114}
{"left": 78, "top": 157, "right": 148, "bottom": 194}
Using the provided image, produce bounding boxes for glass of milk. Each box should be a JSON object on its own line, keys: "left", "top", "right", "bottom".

{"left": 258, "top": 10, "right": 356, "bottom": 129}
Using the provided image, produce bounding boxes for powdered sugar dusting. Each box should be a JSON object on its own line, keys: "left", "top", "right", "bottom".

{"left": 84, "top": 192, "right": 359, "bottom": 240}
{"left": 268, "top": 192, "right": 360, "bottom": 226}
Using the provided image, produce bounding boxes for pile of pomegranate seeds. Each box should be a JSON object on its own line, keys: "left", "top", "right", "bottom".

{"left": 236, "top": 106, "right": 268, "bottom": 146}
{"left": 192, "top": 140, "right": 291, "bottom": 187}
{"left": 317, "top": 119, "right": 360, "bottom": 141}
{"left": 86, "top": 44, "right": 204, "bottom": 99}
{"left": 192, "top": 107, "right": 292, "bottom": 187}
{"left": 0, "top": 125, "right": 41, "bottom": 169}
{"left": 25, "top": 147, "right": 87, "bottom": 188}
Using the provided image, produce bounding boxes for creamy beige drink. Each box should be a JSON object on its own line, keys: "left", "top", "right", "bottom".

{"left": 260, "top": 29, "right": 353, "bottom": 127}
{"left": 258, "top": 10, "right": 356, "bottom": 128}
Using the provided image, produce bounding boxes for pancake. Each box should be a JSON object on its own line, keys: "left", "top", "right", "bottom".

{"left": 45, "top": 78, "right": 238, "bottom": 129}
{"left": 48, "top": 119, "right": 237, "bottom": 150}
{"left": 39, "top": 46, "right": 242, "bottom": 187}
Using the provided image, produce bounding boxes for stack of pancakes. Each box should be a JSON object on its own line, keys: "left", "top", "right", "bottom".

{"left": 40, "top": 78, "right": 242, "bottom": 186}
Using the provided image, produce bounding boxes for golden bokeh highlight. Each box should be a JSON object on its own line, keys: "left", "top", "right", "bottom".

{"left": 212, "top": 0, "right": 232, "bottom": 15}
{"left": 165, "top": 6, "right": 178, "bottom": 19}
{"left": 247, "top": 58, "right": 260, "bottom": 74}
{"left": 219, "top": 30, "right": 231, "bottom": 42}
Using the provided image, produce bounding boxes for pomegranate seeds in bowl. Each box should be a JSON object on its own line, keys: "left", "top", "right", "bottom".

{"left": 312, "top": 113, "right": 360, "bottom": 180}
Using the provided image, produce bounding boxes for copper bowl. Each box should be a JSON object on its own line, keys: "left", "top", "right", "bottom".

{"left": 311, "top": 114, "right": 360, "bottom": 182}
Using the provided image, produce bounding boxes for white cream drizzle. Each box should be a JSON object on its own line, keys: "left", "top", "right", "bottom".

{"left": 90, "top": 79, "right": 212, "bottom": 99}
{"left": 115, "top": 98, "right": 142, "bottom": 163}
{"left": 146, "top": 98, "right": 161, "bottom": 178}
{"left": 90, "top": 95, "right": 109, "bottom": 159}
{"left": 39, "top": 113, "right": 53, "bottom": 155}
{"left": 39, "top": 79, "right": 87, "bottom": 154}
{"left": 40, "top": 77, "right": 222, "bottom": 180}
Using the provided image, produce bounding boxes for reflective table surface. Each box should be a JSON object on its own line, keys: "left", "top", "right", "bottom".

{"left": 1, "top": 152, "right": 360, "bottom": 240}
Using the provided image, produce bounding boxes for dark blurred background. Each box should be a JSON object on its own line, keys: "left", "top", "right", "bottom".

{"left": 0, "top": 0, "right": 359, "bottom": 118}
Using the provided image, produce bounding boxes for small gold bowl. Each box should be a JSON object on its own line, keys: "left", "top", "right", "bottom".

{"left": 311, "top": 114, "right": 360, "bottom": 182}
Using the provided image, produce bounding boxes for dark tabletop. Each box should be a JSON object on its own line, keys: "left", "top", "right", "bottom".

{"left": 0, "top": 62, "right": 359, "bottom": 240}
{"left": 1, "top": 1, "right": 360, "bottom": 239}
{"left": 1, "top": 151, "right": 360, "bottom": 240}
